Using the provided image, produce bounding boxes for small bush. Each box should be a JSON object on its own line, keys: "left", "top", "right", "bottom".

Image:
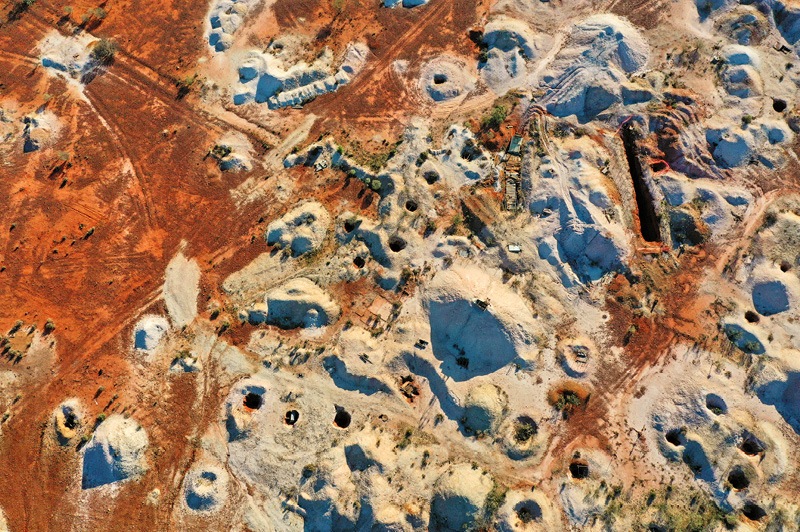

{"left": 91, "top": 38, "right": 117, "bottom": 65}
{"left": 481, "top": 105, "right": 508, "bottom": 131}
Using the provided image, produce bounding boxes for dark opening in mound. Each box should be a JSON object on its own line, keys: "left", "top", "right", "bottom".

{"left": 353, "top": 256, "right": 365, "bottom": 268}
{"left": 405, "top": 200, "right": 418, "bottom": 212}
{"left": 424, "top": 171, "right": 440, "bottom": 185}
{"left": 728, "top": 466, "right": 750, "bottom": 490}
{"left": 742, "top": 502, "right": 766, "bottom": 521}
{"left": 344, "top": 219, "right": 358, "bottom": 233}
{"left": 740, "top": 433, "right": 766, "bottom": 455}
{"left": 650, "top": 160, "right": 668, "bottom": 172}
{"left": 706, "top": 393, "right": 727, "bottom": 415}
{"left": 744, "top": 310, "right": 760, "bottom": 323}
{"left": 515, "top": 500, "right": 542, "bottom": 523}
{"left": 285, "top": 410, "right": 299, "bottom": 425}
{"left": 666, "top": 428, "right": 684, "bottom": 447}
{"left": 569, "top": 461, "right": 590, "bottom": 479}
{"left": 460, "top": 141, "right": 482, "bottom": 162}
{"left": 243, "top": 392, "right": 263, "bottom": 410}
{"left": 388, "top": 236, "right": 406, "bottom": 252}
{"left": 63, "top": 409, "right": 78, "bottom": 430}
{"left": 773, "top": 98, "right": 787, "bottom": 112}
{"left": 780, "top": 260, "right": 792, "bottom": 272}
{"left": 433, "top": 73, "right": 447, "bottom": 85}
{"left": 334, "top": 408, "right": 351, "bottom": 428}
{"left": 514, "top": 416, "right": 538, "bottom": 443}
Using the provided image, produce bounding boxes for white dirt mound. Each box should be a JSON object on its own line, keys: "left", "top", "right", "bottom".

{"left": 266, "top": 201, "right": 331, "bottom": 257}
{"left": 81, "top": 415, "right": 148, "bottom": 489}
{"left": 211, "top": 131, "right": 253, "bottom": 172}
{"left": 419, "top": 56, "right": 475, "bottom": 102}
{"left": 540, "top": 15, "right": 649, "bottom": 121}
{"left": 38, "top": 31, "right": 94, "bottom": 80}
{"left": 207, "top": 0, "right": 258, "bottom": 52}
{"left": 235, "top": 42, "right": 368, "bottom": 108}
{"left": 429, "top": 464, "right": 492, "bottom": 531}
{"left": 480, "top": 17, "right": 544, "bottom": 92}
{"left": 184, "top": 464, "right": 229, "bottom": 512}
{"left": 424, "top": 265, "right": 537, "bottom": 380}
{"left": 133, "top": 315, "right": 170, "bottom": 352}
{"left": 262, "top": 278, "right": 340, "bottom": 329}
{"left": 22, "top": 110, "right": 60, "bottom": 153}
{"left": 164, "top": 251, "right": 201, "bottom": 327}
{"left": 463, "top": 383, "right": 508, "bottom": 435}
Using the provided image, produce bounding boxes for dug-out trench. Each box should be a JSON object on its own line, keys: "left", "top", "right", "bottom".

{"left": 622, "top": 123, "right": 662, "bottom": 243}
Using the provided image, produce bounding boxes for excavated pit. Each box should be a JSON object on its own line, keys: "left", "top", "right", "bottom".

{"left": 742, "top": 502, "right": 766, "bottom": 521}
{"left": 63, "top": 409, "right": 78, "bottom": 430}
{"left": 515, "top": 500, "right": 543, "bottom": 523}
{"left": 740, "top": 433, "right": 766, "bottom": 456}
{"left": 569, "top": 461, "right": 590, "bottom": 479}
{"left": 706, "top": 393, "right": 727, "bottom": 415}
{"left": 513, "top": 416, "right": 538, "bottom": 443}
{"left": 622, "top": 123, "right": 662, "bottom": 243}
{"left": 666, "top": 428, "right": 685, "bottom": 446}
{"left": 344, "top": 219, "right": 358, "bottom": 233}
{"left": 728, "top": 466, "right": 750, "bottom": 490}
{"left": 388, "top": 236, "right": 407, "bottom": 252}
{"left": 650, "top": 160, "right": 668, "bottom": 172}
{"left": 334, "top": 407, "right": 351, "bottom": 428}
{"left": 285, "top": 410, "right": 299, "bottom": 425}
{"left": 243, "top": 392, "right": 263, "bottom": 410}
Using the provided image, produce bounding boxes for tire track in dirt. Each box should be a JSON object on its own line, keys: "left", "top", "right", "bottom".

{"left": 82, "top": 87, "right": 157, "bottom": 228}
{"left": 318, "top": 0, "right": 451, "bottom": 116}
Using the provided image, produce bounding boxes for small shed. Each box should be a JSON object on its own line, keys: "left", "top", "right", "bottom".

{"left": 507, "top": 135, "right": 523, "bottom": 156}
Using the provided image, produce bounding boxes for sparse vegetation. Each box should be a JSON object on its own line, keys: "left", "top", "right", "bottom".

{"left": 481, "top": 105, "right": 508, "bottom": 131}
{"left": 90, "top": 38, "right": 117, "bottom": 66}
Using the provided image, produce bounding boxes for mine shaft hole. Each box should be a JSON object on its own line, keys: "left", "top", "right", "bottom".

{"left": 344, "top": 219, "right": 358, "bottom": 233}
{"left": 666, "top": 428, "right": 684, "bottom": 447}
{"left": 353, "top": 256, "right": 365, "bottom": 268}
{"left": 405, "top": 200, "right": 418, "bottom": 212}
{"left": 334, "top": 408, "right": 351, "bottom": 429}
{"left": 433, "top": 73, "right": 448, "bottom": 85}
{"left": 424, "top": 171, "right": 440, "bottom": 185}
{"left": 773, "top": 98, "right": 787, "bottom": 112}
{"left": 569, "top": 461, "right": 590, "bottom": 479}
{"left": 285, "top": 410, "right": 299, "bottom": 425}
{"left": 63, "top": 409, "right": 78, "bottom": 430}
{"left": 243, "top": 392, "right": 263, "bottom": 410}
{"left": 740, "top": 434, "right": 765, "bottom": 456}
{"left": 706, "top": 394, "right": 727, "bottom": 415}
{"left": 742, "top": 502, "right": 766, "bottom": 521}
{"left": 744, "top": 310, "right": 760, "bottom": 323}
{"left": 728, "top": 466, "right": 750, "bottom": 490}
{"left": 388, "top": 236, "right": 407, "bottom": 252}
